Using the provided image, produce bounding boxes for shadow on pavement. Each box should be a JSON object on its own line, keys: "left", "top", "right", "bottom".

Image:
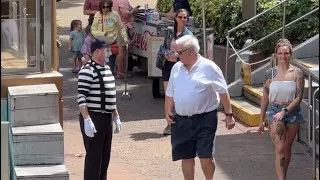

{"left": 213, "top": 131, "right": 312, "bottom": 180}
{"left": 57, "top": 0, "right": 84, "bottom": 10}
{"left": 129, "top": 132, "right": 166, "bottom": 141}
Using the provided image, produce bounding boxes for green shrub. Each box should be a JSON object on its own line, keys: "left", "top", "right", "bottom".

{"left": 157, "top": 0, "right": 319, "bottom": 54}
{"left": 156, "top": 0, "right": 172, "bottom": 13}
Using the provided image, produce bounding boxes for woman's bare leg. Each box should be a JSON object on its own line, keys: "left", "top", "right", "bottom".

{"left": 284, "top": 124, "right": 299, "bottom": 178}
{"left": 116, "top": 46, "right": 127, "bottom": 77}
{"left": 270, "top": 121, "right": 287, "bottom": 180}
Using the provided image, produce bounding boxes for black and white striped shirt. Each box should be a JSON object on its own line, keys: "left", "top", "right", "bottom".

{"left": 77, "top": 60, "right": 116, "bottom": 113}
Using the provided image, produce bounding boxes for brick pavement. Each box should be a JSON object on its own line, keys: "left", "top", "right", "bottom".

{"left": 57, "top": 1, "right": 313, "bottom": 179}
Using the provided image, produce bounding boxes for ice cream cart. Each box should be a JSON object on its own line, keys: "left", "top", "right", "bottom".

{"left": 130, "top": 9, "right": 214, "bottom": 98}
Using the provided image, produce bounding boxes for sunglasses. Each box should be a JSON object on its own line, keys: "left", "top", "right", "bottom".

{"left": 177, "top": 16, "right": 188, "bottom": 20}
{"left": 177, "top": 48, "right": 190, "bottom": 55}
{"left": 101, "top": 5, "right": 110, "bottom": 9}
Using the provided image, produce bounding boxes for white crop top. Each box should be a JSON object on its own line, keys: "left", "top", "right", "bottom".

{"left": 269, "top": 68, "right": 297, "bottom": 103}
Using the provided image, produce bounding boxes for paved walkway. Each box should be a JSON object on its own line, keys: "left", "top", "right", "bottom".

{"left": 57, "top": 1, "right": 313, "bottom": 179}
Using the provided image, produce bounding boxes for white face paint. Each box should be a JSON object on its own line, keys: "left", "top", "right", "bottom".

{"left": 104, "top": 47, "right": 112, "bottom": 63}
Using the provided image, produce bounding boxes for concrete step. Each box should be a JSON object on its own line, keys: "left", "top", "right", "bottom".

{"left": 244, "top": 78, "right": 319, "bottom": 105}
{"left": 243, "top": 85, "right": 263, "bottom": 105}
{"left": 8, "top": 84, "right": 59, "bottom": 127}
{"left": 15, "top": 164, "right": 69, "bottom": 180}
{"left": 295, "top": 57, "right": 319, "bottom": 70}
{"left": 12, "top": 123, "right": 64, "bottom": 166}
{"left": 230, "top": 97, "right": 262, "bottom": 126}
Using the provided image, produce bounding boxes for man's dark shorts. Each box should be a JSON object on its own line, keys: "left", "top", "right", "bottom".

{"left": 171, "top": 110, "right": 218, "bottom": 161}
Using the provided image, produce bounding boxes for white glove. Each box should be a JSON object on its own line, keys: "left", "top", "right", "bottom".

{"left": 113, "top": 116, "right": 122, "bottom": 134}
{"left": 84, "top": 118, "right": 97, "bottom": 138}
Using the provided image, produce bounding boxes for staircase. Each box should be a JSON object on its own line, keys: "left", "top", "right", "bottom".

{"left": 224, "top": 1, "right": 319, "bottom": 179}
{"left": 230, "top": 67, "right": 319, "bottom": 127}
{"left": 8, "top": 84, "right": 69, "bottom": 180}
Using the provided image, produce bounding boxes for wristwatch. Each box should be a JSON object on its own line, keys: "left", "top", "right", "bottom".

{"left": 282, "top": 108, "right": 288, "bottom": 115}
{"left": 225, "top": 113, "right": 233, "bottom": 117}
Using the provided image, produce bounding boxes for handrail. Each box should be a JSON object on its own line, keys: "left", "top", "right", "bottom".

{"left": 291, "top": 59, "right": 319, "bottom": 82}
{"left": 229, "top": 7, "right": 320, "bottom": 60}
{"left": 312, "top": 88, "right": 319, "bottom": 180}
{"left": 224, "top": 0, "right": 319, "bottom": 82}
{"left": 228, "top": 0, "right": 288, "bottom": 33}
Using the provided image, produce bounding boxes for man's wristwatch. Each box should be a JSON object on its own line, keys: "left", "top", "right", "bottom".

{"left": 225, "top": 113, "right": 233, "bottom": 117}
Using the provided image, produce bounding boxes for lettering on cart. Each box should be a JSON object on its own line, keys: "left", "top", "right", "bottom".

{"left": 130, "top": 30, "right": 153, "bottom": 51}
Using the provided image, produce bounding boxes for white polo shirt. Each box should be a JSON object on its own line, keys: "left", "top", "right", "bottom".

{"left": 166, "top": 56, "right": 228, "bottom": 116}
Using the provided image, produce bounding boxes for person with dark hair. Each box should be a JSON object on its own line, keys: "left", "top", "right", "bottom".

{"left": 112, "top": 0, "right": 140, "bottom": 78}
{"left": 259, "top": 39, "right": 305, "bottom": 180}
{"left": 91, "top": 0, "right": 129, "bottom": 62}
{"left": 157, "top": 0, "right": 192, "bottom": 19}
{"left": 162, "top": 9, "right": 193, "bottom": 135}
{"left": 83, "top": 0, "right": 101, "bottom": 26}
{"left": 77, "top": 39, "right": 122, "bottom": 180}
{"left": 69, "top": 19, "right": 84, "bottom": 73}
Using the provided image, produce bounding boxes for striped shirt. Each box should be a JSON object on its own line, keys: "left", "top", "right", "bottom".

{"left": 77, "top": 60, "right": 116, "bottom": 113}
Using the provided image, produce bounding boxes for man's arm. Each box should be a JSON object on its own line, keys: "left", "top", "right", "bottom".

{"left": 78, "top": 67, "right": 93, "bottom": 119}
{"left": 165, "top": 64, "right": 177, "bottom": 118}
{"left": 210, "top": 65, "right": 232, "bottom": 114}
{"left": 116, "top": 2, "right": 139, "bottom": 19}
{"left": 219, "top": 93, "right": 232, "bottom": 114}
{"left": 112, "top": 109, "right": 120, "bottom": 118}
{"left": 83, "top": 0, "right": 98, "bottom": 15}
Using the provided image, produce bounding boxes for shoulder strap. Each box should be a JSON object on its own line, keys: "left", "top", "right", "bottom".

{"left": 90, "top": 61, "right": 106, "bottom": 112}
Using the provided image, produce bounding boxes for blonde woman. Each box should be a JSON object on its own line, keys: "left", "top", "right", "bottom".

{"left": 259, "top": 39, "right": 305, "bottom": 180}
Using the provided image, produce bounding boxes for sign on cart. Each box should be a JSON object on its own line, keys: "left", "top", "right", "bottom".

{"left": 129, "top": 22, "right": 157, "bottom": 58}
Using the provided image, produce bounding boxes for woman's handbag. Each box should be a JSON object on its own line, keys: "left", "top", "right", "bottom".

{"left": 111, "top": 44, "right": 119, "bottom": 55}
{"left": 156, "top": 27, "right": 174, "bottom": 70}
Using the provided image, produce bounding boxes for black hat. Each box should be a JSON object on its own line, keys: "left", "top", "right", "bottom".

{"left": 91, "top": 39, "right": 116, "bottom": 54}
{"left": 91, "top": 39, "right": 108, "bottom": 54}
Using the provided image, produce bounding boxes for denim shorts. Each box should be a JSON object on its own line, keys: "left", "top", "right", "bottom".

{"left": 171, "top": 110, "right": 217, "bottom": 161}
{"left": 267, "top": 103, "right": 304, "bottom": 124}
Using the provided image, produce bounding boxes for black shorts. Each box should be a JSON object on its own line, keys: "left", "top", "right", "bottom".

{"left": 171, "top": 110, "right": 218, "bottom": 161}
{"left": 162, "top": 61, "right": 176, "bottom": 81}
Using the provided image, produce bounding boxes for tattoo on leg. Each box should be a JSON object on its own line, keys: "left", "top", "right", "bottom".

{"left": 276, "top": 124, "right": 286, "bottom": 140}
{"left": 280, "top": 157, "right": 286, "bottom": 174}
{"left": 271, "top": 133, "right": 276, "bottom": 141}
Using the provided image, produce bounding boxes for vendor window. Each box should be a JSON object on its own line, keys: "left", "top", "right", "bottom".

{"left": 1, "top": 0, "right": 41, "bottom": 74}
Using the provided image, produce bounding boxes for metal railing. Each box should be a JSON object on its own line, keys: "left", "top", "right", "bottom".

{"left": 224, "top": 0, "right": 319, "bottom": 82}
{"left": 313, "top": 88, "right": 319, "bottom": 180}
{"left": 287, "top": 59, "right": 319, "bottom": 179}
{"left": 224, "top": 0, "right": 319, "bottom": 178}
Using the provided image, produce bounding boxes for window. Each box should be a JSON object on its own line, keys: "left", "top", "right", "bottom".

{"left": 1, "top": 0, "right": 52, "bottom": 75}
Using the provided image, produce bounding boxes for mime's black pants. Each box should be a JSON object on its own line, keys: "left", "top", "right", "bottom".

{"left": 79, "top": 111, "right": 113, "bottom": 180}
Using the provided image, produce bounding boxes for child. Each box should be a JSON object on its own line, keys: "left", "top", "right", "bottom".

{"left": 81, "top": 25, "right": 94, "bottom": 65}
{"left": 69, "top": 20, "right": 84, "bottom": 73}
